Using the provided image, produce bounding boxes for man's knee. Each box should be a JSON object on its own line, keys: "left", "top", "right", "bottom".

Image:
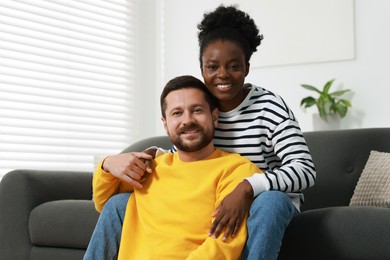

{"left": 104, "top": 192, "right": 131, "bottom": 212}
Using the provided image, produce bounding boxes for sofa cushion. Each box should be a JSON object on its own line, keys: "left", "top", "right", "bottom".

{"left": 279, "top": 206, "right": 390, "bottom": 260}
{"left": 29, "top": 200, "right": 99, "bottom": 249}
{"left": 350, "top": 150, "right": 390, "bottom": 207}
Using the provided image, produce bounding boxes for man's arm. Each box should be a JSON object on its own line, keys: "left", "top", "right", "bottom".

{"left": 92, "top": 159, "right": 134, "bottom": 212}
{"left": 92, "top": 148, "right": 165, "bottom": 212}
{"left": 102, "top": 151, "right": 153, "bottom": 189}
{"left": 208, "top": 179, "right": 253, "bottom": 241}
{"left": 186, "top": 159, "right": 259, "bottom": 259}
{"left": 186, "top": 232, "right": 247, "bottom": 260}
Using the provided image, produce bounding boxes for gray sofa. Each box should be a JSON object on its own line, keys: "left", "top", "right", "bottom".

{"left": 1, "top": 129, "right": 390, "bottom": 260}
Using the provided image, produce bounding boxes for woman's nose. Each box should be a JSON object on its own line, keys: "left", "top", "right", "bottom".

{"left": 217, "top": 67, "right": 228, "bottom": 78}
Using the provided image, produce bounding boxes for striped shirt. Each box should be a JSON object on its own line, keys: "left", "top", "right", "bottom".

{"left": 213, "top": 84, "right": 316, "bottom": 208}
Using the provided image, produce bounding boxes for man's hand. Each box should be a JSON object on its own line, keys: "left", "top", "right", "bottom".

{"left": 208, "top": 180, "right": 254, "bottom": 242}
{"left": 102, "top": 152, "right": 154, "bottom": 189}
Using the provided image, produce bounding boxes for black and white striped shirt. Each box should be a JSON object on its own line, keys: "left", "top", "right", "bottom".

{"left": 213, "top": 84, "right": 316, "bottom": 208}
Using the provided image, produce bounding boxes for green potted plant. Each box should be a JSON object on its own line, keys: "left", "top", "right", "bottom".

{"left": 300, "top": 79, "right": 352, "bottom": 121}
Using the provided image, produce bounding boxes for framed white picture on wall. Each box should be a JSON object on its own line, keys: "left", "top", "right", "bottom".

{"left": 239, "top": 0, "right": 355, "bottom": 67}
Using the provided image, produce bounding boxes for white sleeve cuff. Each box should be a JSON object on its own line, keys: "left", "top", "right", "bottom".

{"left": 145, "top": 146, "right": 167, "bottom": 157}
{"left": 155, "top": 147, "right": 167, "bottom": 157}
{"left": 245, "top": 173, "right": 270, "bottom": 197}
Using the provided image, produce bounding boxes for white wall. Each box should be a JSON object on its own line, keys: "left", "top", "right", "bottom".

{"left": 137, "top": 0, "right": 390, "bottom": 137}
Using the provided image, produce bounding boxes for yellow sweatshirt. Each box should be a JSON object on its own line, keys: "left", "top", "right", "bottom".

{"left": 93, "top": 149, "right": 262, "bottom": 260}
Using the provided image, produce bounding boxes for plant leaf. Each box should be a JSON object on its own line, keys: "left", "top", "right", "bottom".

{"left": 299, "top": 79, "right": 352, "bottom": 119}
{"left": 301, "top": 84, "right": 322, "bottom": 94}
{"left": 339, "top": 99, "right": 352, "bottom": 107}
{"left": 335, "top": 104, "right": 348, "bottom": 118}
{"left": 300, "top": 97, "right": 316, "bottom": 108}
{"left": 317, "top": 98, "right": 327, "bottom": 119}
{"left": 322, "top": 79, "right": 335, "bottom": 94}
{"left": 330, "top": 89, "right": 351, "bottom": 97}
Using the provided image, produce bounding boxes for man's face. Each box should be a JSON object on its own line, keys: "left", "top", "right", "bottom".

{"left": 162, "top": 88, "right": 218, "bottom": 153}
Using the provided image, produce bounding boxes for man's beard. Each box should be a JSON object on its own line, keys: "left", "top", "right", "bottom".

{"left": 171, "top": 123, "right": 214, "bottom": 152}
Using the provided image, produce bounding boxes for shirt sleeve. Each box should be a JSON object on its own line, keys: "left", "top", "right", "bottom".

{"left": 145, "top": 146, "right": 169, "bottom": 157}
{"left": 245, "top": 173, "right": 270, "bottom": 196}
{"left": 186, "top": 157, "right": 261, "bottom": 259}
{"left": 186, "top": 233, "right": 246, "bottom": 260}
{"left": 92, "top": 160, "right": 133, "bottom": 212}
{"left": 260, "top": 119, "right": 316, "bottom": 195}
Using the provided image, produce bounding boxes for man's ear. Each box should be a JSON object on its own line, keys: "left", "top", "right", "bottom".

{"left": 161, "top": 116, "right": 168, "bottom": 134}
{"left": 212, "top": 108, "right": 219, "bottom": 128}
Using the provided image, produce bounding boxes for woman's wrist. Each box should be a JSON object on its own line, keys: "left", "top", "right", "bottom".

{"left": 239, "top": 179, "right": 254, "bottom": 199}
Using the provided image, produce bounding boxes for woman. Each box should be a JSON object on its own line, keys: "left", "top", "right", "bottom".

{"left": 85, "top": 5, "right": 315, "bottom": 260}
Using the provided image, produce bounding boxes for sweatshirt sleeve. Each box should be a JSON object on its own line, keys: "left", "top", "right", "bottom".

{"left": 252, "top": 119, "right": 316, "bottom": 196}
{"left": 186, "top": 233, "right": 246, "bottom": 260}
{"left": 186, "top": 157, "right": 261, "bottom": 260}
{"left": 92, "top": 160, "right": 133, "bottom": 212}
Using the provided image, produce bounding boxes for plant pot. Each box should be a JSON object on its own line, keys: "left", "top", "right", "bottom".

{"left": 312, "top": 113, "right": 341, "bottom": 131}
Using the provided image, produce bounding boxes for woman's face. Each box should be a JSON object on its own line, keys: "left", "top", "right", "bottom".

{"left": 201, "top": 40, "right": 249, "bottom": 112}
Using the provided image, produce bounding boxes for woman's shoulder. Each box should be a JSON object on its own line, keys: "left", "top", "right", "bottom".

{"left": 245, "top": 83, "right": 296, "bottom": 120}
{"left": 246, "top": 83, "right": 286, "bottom": 105}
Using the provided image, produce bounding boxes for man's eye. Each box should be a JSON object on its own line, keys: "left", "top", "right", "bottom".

{"left": 172, "top": 111, "right": 182, "bottom": 116}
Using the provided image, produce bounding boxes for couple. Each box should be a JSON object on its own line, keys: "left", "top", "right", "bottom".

{"left": 85, "top": 5, "right": 315, "bottom": 260}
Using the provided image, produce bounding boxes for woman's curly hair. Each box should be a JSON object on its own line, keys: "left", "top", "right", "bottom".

{"left": 197, "top": 5, "right": 263, "bottom": 65}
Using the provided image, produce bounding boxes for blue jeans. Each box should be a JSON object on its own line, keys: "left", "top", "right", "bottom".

{"left": 243, "top": 191, "right": 299, "bottom": 260}
{"left": 84, "top": 192, "right": 131, "bottom": 260}
{"left": 84, "top": 191, "right": 298, "bottom": 260}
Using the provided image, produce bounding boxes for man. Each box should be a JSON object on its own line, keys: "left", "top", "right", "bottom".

{"left": 85, "top": 75, "right": 262, "bottom": 259}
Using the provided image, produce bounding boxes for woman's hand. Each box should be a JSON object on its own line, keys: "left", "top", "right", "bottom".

{"left": 208, "top": 180, "right": 254, "bottom": 241}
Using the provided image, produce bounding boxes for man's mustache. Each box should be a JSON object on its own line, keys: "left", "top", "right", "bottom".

{"left": 178, "top": 123, "right": 202, "bottom": 134}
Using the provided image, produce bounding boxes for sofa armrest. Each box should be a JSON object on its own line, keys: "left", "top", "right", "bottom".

{"left": 0, "top": 169, "right": 93, "bottom": 260}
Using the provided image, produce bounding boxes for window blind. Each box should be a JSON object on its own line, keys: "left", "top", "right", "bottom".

{"left": 0, "top": 0, "right": 136, "bottom": 179}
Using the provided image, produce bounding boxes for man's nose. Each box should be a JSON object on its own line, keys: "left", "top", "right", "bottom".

{"left": 182, "top": 111, "right": 195, "bottom": 124}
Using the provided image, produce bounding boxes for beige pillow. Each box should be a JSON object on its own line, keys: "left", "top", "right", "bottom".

{"left": 350, "top": 150, "right": 390, "bottom": 207}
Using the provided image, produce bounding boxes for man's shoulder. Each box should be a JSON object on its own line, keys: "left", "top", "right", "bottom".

{"left": 215, "top": 149, "right": 252, "bottom": 164}
{"left": 214, "top": 149, "right": 261, "bottom": 177}
{"left": 154, "top": 151, "right": 174, "bottom": 164}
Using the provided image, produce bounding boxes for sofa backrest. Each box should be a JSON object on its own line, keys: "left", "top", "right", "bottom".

{"left": 121, "top": 128, "right": 390, "bottom": 212}
{"left": 121, "top": 136, "right": 172, "bottom": 154}
{"left": 302, "top": 128, "right": 390, "bottom": 211}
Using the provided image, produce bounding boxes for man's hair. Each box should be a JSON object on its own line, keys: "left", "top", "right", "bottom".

{"left": 160, "top": 75, "right": 216, "bottom": 118}
{"left": 197, "top": 5, "right": 264, "bottom": 65}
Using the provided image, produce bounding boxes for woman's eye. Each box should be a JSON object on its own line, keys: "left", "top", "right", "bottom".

{"left": 229, "top": 64, "right": 240, "bottom": 70}
{"left": 206, "top": 65, "right": 217, "bottom": 71}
